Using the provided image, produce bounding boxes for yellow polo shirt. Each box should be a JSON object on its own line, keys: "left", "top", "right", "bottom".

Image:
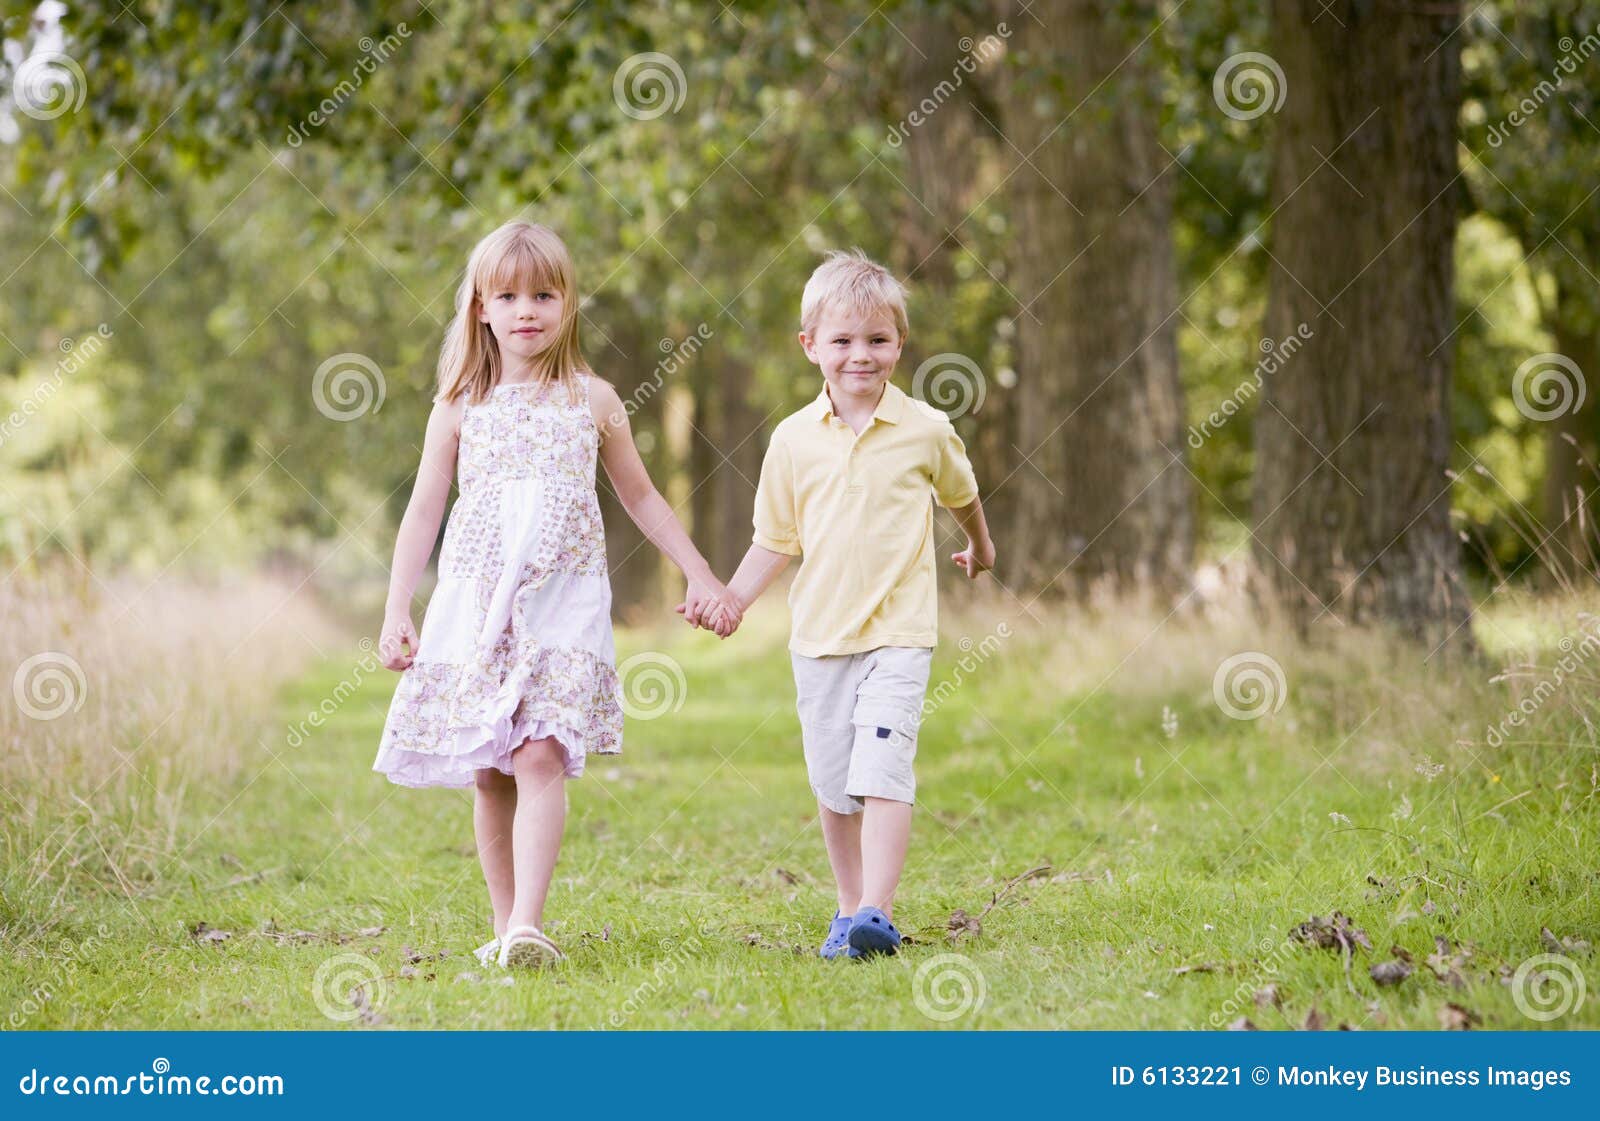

{"left": 753, "top": 381, "right": 980, "bottom": 656}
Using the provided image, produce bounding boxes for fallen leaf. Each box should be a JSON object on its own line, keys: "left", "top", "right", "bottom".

{"left": 1254, "top": 983, "right": 1283, "bottom": 1009}
{"left": 1227, "top": 1017, "right": 1258, "bottom": 1030}
{"left": 946, "top": 909, "right": 982, "bottom": 941}
{"left": 189, "top": 922, "right": 230, "bottom": 944}
{"left": 1370, "top": 960, "right": 1412, "bottom": 987}
{"left": 1438, "top": 1003, "right": 1479, "bottom": 1030}
{"left": 1302, "top": 1006, "right": 1326, "bottom": 1031}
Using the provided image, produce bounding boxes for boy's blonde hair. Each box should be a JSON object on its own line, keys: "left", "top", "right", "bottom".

{"left": 435, "top": 220, "right": 587, "bottom": 407}
{"left": 800, "top": 248, "right": 909, "bottom": 342}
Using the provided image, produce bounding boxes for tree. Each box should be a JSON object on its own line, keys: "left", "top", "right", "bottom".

{"left": 1253, "top": 0, "right": 1471, "bottom": 641}
{"left": 999, "top": 0, "right": 1193, "bottom": 596}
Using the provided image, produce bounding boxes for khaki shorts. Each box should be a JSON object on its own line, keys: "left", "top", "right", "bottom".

{"left": 790, "top": 646, "right": 934, "bottom": 814}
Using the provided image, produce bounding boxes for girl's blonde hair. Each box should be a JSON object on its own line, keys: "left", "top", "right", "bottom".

{"left": 435, "top": 220, "right": 587, "bottom": 406}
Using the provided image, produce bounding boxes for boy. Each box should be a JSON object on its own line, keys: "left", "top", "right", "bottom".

{"left": 701, "top": 249, "right": 996, "bottom": 958}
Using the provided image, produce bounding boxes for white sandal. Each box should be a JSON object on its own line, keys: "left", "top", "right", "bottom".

{"left": 472, "top": 936, "right": 502, "bottom": 968}
{"left": 496, "top": 925, "right": 564, "bottom": 969}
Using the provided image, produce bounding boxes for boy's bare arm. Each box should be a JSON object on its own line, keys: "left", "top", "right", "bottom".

{"left": 726, "top": 544, "right": 794, "bottom": 612}
{"left": 949, "top": 496, "right": 996, "bottom": 578}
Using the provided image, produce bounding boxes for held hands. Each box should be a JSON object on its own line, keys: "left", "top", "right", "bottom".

{"left": 952, "top": 535, "right": 996, "bottom": 579}
{"left": 379, "top": 610, "right": 419, "bottom": 670}
{"left": 675, "top": 575, "right": 743, "bottom": 638}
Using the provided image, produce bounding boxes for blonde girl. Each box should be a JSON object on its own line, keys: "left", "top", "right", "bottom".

{"left": 373, "top": 220, "right": 737, "bottom": 968}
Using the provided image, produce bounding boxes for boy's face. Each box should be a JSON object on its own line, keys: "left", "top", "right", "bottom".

{"left": 477, "top": 283, "right": 564, "bottom": 362}
{"left": 799, "top": 308, "right": 904, "bottom": 409}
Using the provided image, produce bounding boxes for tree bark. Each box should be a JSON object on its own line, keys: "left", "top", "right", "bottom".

{"left": 1541, "top": 310, "right": 1600, "bottom": 580}
{"left": 1000, "top": 0, "right": 1193, "bottom": 597}
{"left": 1253, "top": 0, "right": 1471, "bottom": 644}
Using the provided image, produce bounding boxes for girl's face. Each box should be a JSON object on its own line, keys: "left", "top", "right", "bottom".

{"left": 477, "top": 282, "right": 565, "bottom": 365}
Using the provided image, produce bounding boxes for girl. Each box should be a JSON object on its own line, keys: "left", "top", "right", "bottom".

{"left": 372, "top": 219, "right": 738, "bottom": 970}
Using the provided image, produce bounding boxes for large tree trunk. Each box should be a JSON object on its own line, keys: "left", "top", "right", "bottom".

{"left": 1540, "top": 300, "right": 1600, "bottom": 580}
{"left": 1001, "top": 0, "right": 1192, "bottom": 596}
{"left": 1253, "top": 0, "right": 1470, "bottom": 643}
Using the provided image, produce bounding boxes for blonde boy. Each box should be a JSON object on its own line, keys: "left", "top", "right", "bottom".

{"left": 705, "top": 249, "right": 996, "bottom": 958}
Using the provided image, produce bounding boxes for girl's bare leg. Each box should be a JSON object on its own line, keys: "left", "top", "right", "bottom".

{"left": 472, "top": 767, "right": 519, "bottom": 938}
{"left": 504, "top": 736, "right": 568, "bottom": 931}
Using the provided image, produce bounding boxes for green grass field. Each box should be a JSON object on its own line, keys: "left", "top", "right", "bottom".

{"left": 4, "top": 597, "right": 1596, "bottom": 1030}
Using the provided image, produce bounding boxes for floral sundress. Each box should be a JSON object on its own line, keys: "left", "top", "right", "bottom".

{"left": 373, "top": 372, "right": 623, "bottom": 788}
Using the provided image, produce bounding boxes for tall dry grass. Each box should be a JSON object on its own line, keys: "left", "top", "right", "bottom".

{"left": 1, "top": 566, "right": 345, "bottom": 931}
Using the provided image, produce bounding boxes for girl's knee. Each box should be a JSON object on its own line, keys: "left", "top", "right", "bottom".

{"left": 510, "top": 736, "right": 566, "bottom": 780}
{"left": 474, "top": 766, "right": 515, "bottom": 792}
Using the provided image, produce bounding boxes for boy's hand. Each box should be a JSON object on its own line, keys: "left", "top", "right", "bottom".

{"left": 704, "top": 600, "right": 741, "bottom": 638}
{"left": 678, "top": 576, "right": 743, "bottom": 635}
{"left": 952, "top": 537, "right": 995, "bottom": 579}
{"left": 379, "top": 612, "right": 418, "bottom": 670}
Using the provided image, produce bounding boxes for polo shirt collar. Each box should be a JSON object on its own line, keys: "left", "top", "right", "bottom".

{"left": 814, "top": 381, "right": 906, "bottom": 425}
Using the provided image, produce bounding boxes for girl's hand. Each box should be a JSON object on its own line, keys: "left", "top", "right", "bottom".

{"left": 679, "top": 577, "right": 742, "bottom": 635}
{"left": 952, "top": 536, "right": 996, "bottom": 579}
{"left": 380, "top": 612, "right": 419, "bottom": 670}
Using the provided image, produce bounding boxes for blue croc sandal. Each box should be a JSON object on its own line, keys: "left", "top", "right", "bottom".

{"left": 847, "top": 906, "right": 902, "bottom": 958}
{"left": 819, "top": 911, "right": 852, "bottom": 959}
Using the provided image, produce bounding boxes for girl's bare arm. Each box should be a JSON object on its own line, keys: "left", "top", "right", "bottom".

{"left": 589, "top": 377, "right": 737, "bottom": 634}
{"left": 381, "top": 397, "right": 463, "bottom": 669}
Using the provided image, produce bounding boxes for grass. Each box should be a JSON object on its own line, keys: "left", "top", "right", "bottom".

{"left": 2, "top": 581, "right": 1596, "bottom": 1030}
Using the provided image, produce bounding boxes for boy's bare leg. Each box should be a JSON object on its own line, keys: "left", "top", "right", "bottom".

{"left": 818, "top": 804, "right": 864, "bottom": 916}
{"left": 857, "top": 797, "right": 912, "bottom": 919}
